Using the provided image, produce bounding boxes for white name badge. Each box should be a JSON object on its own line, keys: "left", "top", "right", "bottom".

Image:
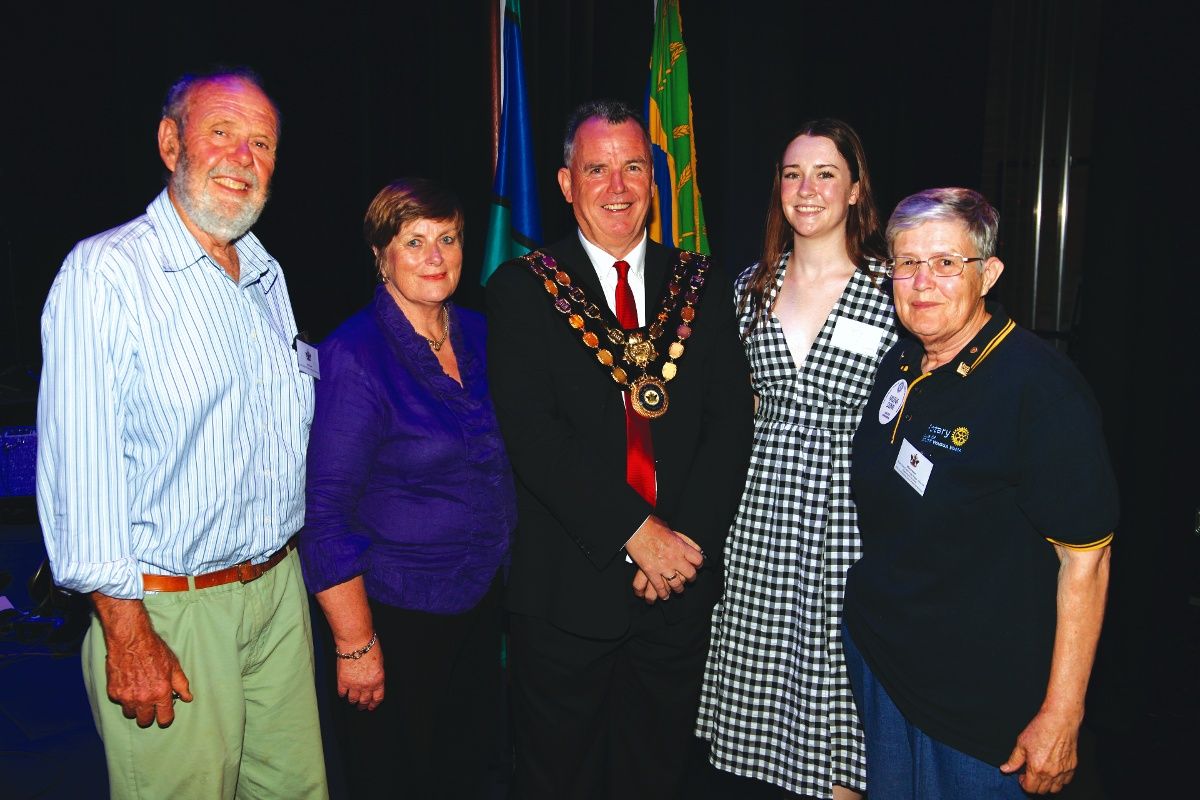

{"left": 878, "top": 379, "right": 908, "bottom": 424}
{"left": 296, "top": 340, "right": 321, "bottom": 379}
{"left": 894, "top": 438, "right": 933, "bottom": 495}
{"left": 830, "top": 317, "right": 886, "bottom": 358}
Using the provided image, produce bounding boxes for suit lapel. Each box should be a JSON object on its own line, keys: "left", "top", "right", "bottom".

{"left": 545, "top": 234, "right": 672, "bottom": 327}
{"left": 546, "top": 234, "right": 617, "bottom": 327}
{"left": 541, "top": 235, "right": 624, "bottom": 418}
{"left": 643, "top": 240, "right": 671, "bottom": 312}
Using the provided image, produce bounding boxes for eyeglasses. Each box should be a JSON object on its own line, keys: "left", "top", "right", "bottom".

{"left": 881, "top": 254, "right": 985, "bottom": 280}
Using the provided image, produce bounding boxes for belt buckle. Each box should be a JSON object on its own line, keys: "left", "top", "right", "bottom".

{"left": 236, "top": 561, "right": 257, "bottom": 584}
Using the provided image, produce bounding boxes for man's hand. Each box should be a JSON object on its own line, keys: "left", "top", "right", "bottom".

{"left": 92, "top": 593, "right": 192, "bottom": 728}
{"left": 631, "top": 569, "right": 658, "bottom": 604}
{"left": 336, "top": 641, "right": 385, "bottom": 711}
{"left": 999, "top": 708, "right": 1080, "bottom": 794}
{"left": 625, "top": 517, "right": 704, "bottom": 602}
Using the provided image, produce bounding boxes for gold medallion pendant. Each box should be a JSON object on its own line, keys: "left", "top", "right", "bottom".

{"left": 623, "top": 333, "right": 659, "bottom": 369}
{"left": 522, "top": 249, "right": 708, "bottom": 421}
{"left": 630, "top": 376, "right": 669, "bottom": 418}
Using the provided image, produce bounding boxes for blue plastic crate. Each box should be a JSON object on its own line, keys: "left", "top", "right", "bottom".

{"left": 0, "top": 426, "right": 37, "bottom": 498}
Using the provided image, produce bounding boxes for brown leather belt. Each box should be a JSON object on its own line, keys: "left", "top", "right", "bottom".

{"left": 142, "top": 538, "right": 296, "bottom": 592}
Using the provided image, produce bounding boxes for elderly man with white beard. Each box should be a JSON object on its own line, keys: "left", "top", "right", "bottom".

{"left": 36, "top": 68, "right": 327, "bottom": 799}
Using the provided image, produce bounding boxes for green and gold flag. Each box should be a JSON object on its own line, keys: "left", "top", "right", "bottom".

{"left": 645, "top": 0, "right": 709, "bottom": 254}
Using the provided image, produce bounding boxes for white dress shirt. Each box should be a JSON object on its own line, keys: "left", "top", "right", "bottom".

{"left": 578, "top": 230, "right": 648, "bottom": 325}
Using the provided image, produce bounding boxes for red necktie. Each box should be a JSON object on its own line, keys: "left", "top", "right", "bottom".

{"left": 613, "top": 260, "right": 656, "bottom": 506}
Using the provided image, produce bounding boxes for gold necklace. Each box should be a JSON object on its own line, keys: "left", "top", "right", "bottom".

{"left": 424, "top": 304, "right": 449, "bottom": 352}
{"left": 523, "top": 250, "right": 709, "bottom": 418}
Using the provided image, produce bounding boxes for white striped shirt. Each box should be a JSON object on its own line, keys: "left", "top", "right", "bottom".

{"left": 36, "top": 190, "right": 314, "bottom": 599}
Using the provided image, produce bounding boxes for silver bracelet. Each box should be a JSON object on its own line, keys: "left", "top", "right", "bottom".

{"left": 335, "top": 632, "right": 378, "bottom": 660}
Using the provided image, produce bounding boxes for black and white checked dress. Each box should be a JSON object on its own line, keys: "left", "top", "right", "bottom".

{"left": 697, "top": 255, "right": 896, "bottom": 798}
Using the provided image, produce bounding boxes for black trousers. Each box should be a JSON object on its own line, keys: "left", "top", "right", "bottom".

{"left": 507, "top": 606, "right": 710, "bottom": 800}
{"left": 332, "top": 576, "right": 503, "bottom": 799}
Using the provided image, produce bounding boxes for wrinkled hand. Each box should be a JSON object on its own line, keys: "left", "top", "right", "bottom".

{"left": 631, "top": 568, "right": 657, "bottom": 604}
{"left": 999, "top": 708, "right": 1080, "bottom": 794}
{"left": 336, "top": 641, "right": 385, "bottom": 711}
{"left": 104, "top": 628, "right": 192, "bottom": 728}
{"left": 626, "top": 518, "right": 704, "bottom": 603}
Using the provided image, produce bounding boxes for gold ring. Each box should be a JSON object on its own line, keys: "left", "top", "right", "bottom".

{"left": 663, "top": 572, "right": 680, "bottom": 581}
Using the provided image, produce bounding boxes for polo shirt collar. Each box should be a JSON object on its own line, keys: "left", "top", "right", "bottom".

{"left": 898, "top": 300, "right": 1015, "bottom": 378}
{"left": 146, "top": 189, "right": 279, "bottom": 292}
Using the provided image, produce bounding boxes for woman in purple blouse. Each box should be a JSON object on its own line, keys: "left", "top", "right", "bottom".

{"left": 299, "top": 178, "right": 516, "bottom": 798}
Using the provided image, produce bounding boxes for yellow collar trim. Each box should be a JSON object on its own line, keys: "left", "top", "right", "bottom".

{"left": 891, "top": 318, "right": 1016, "bottom": 444}
{"left": 955, "top": 319, "right": 1016, "bottom": 377}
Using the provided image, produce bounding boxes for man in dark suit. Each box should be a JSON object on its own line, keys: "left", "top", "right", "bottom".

{"left": 486, "top": 99, "right": 753, "bottom": 798}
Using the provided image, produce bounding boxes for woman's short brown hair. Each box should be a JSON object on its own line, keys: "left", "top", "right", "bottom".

{"left": 364, "top": 178, "right": 465, "bottom": 274}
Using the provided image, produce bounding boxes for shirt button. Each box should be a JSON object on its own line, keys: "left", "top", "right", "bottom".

{"left": 904, "top": 414, "right": 911, "bottom": 421}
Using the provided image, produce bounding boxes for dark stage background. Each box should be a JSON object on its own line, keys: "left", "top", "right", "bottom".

{"left": 3, "top": 0, "right": 1009, "bottom": 368}
{"left": 2, "top": 1, "right": 1196, "bottom": 797}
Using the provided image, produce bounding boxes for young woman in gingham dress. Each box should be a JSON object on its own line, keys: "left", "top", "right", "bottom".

{"left": 697, "top": 119, "right": 896, "bottom": 800}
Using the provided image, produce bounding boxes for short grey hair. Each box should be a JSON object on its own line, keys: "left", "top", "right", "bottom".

{"left": 161, "top": 67, "right": 280, "bottom": 138}
{"left": 561, "top": 99, "right": 650, "bottom": 166}
{"left": 886, "top": 187, "right": 1000, "bottom": 258}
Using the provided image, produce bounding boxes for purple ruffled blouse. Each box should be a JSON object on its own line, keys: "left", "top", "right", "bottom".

{"left": 299, "top": 286, "right": 516, "bottom": 614}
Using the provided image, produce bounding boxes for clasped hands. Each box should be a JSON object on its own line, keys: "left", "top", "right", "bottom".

{"left": 625, "top": 515, "right": 704, "bottom": 604}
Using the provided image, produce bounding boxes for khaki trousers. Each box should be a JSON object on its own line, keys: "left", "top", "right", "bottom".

{"left": 82, "top": 549, "right": 328, "bottom": 800}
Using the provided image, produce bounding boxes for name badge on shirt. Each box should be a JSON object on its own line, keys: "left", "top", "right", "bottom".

{"left": 295, "top": 340, "right": 320, "bottom": 379}
{"left": 878, "top": 379, "right": 908, "bottom": 424}
{"left": 830, "top": 317, "right": 886, "bottom": 358}
{"left": 894, "top": 438, "right": 933, "bottom": 496}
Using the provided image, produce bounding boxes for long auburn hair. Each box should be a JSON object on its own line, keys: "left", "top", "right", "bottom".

{"left": 741, "top": 118, "right": 884, "bottom": 336}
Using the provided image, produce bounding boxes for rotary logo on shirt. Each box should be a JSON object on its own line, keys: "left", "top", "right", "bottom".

{"left": 921, "top": 423, "right": 969, "bottom": 453}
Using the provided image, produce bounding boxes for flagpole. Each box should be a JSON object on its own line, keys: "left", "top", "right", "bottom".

{"left": 481, "top": 0, "right": 543, "bottom": 286}
{"left": 489, "top": 0, "right": 502, "bottom": 174}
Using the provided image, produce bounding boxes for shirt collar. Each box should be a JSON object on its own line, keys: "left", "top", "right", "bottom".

{"left": 146, "top": 189, "right": 279, "bottom": 292}
{"left": 898, "top": 300, "right": 1014, "bottom": 378}
{"left": 577, "top": 229, "right": 648, "bottom": 280}
{"left": 373, "top": 283, "right": 428, "bottom": 352}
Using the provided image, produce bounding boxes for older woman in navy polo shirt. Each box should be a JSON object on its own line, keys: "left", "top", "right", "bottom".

{"left": 299, "top": 178, "right": 516, "bottom": 798}
{"left": 842, "top": 188, "right": 1117, "bottom": 798}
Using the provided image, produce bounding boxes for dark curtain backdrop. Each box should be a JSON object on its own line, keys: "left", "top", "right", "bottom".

{"left": 2, "top": 2, "right": 1195, "bottom": 791}
{"left": 1072, "top": 2, "right": 1198, "bottom": 785}
{"left": 4, "top": 0, "right": 994, "bottom": 375}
